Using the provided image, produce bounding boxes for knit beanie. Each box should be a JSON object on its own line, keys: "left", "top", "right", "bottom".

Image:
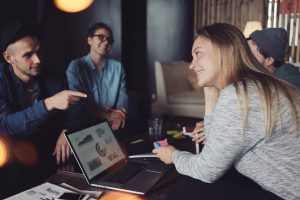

{"left": 0, "top": 20, "right": 41, "bottom": 54}
{"left": 249, "top": 28, "right": 288, "bottom": 62}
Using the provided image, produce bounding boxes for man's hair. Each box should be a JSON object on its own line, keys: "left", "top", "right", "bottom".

{"left": 197, "top": 23, "right": 299, "bottom": 137}
{"left": 87, "top": 22, "right": 114, "bottom": 43}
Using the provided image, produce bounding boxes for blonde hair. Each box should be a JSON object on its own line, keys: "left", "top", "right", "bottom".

{"left": 197, "top": 23, "right": 299, "bottom": 137}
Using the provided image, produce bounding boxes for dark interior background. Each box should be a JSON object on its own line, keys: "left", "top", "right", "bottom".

{"left": 0, "top": 0, "right": 194, "bottom": 128}
{"left": 0, "top": 2, "right": 194, "bottom": 197}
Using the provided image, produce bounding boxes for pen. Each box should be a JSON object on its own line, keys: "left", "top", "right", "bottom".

{"left": 195, "top": 143, "right": 200, "bottom": 154}
{"left": 184, "top": 126, "right": 200, "bottom": 154}
{"left": 182, "top": 126, "right": 186, "bottom": 134}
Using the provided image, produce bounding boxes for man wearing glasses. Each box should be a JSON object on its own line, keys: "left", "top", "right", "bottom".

{"left": 67, "top": 22, "right": 128, "bottom": 131}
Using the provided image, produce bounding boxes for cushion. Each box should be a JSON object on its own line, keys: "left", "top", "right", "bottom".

{"left": 168, "top": 91, "right": 205, "bottom": 104}
{"left": 186, "top": 73, "right": 203, "bottom": 92}
{"left": 161, "top": 61, "right": 193, "bottom": 95}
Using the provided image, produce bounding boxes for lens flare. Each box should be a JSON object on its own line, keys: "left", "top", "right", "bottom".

{"left": 53, "top": 0, "right": 94, "bottom": 13}
{"left": 14, "top": 141, "right": 38, "bottom": 166}
{"left": 0, "top": 137, "right": 10, "bottom": 167}
{"left": 101, "top": 190, "right": 143, "bottom": 200}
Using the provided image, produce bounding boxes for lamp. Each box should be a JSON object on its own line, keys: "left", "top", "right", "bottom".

{"left": 53, "top": 0, "right": 94, "bottom": 13}
{"left": 243, "top": 21, "right": 262, "bottom": 38}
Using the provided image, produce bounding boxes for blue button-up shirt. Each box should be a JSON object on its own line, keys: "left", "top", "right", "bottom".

{"left": 66, "top": 54, "right": 128, "bottom": 111}
{"left": 0, "top": 63, "right": 64, "bottom": 135}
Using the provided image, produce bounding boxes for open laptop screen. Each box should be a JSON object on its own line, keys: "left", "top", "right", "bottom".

{"left": 66, "top": 121, "right": 126, "bottom": 180}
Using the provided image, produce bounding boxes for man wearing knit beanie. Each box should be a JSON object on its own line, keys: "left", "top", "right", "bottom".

{"left": 248, "top": 28, "right": 300, "bottom": 88}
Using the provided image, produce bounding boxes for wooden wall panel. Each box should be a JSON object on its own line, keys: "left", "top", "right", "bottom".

{"left": 194, "top": 0, "right": 266, "bottom": 32}
{"left": 194, "top": 0, "right": 300, "bottom": 62}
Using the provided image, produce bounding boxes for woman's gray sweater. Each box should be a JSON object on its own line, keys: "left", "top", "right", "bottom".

{"left": 172, "top": 83, "right": 300, "bottom": 200}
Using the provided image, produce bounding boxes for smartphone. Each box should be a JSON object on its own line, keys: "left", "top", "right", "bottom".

{"left": 56, "top": 192, "right": 89, "bottom": 200}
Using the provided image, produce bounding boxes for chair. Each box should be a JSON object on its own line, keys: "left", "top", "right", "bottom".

{"left": 151, "top": 61, "right": 205, "bottom": 118}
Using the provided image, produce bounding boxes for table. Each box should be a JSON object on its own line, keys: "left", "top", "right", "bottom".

{"left": 1, "top": 116, "right": 198, "bottom": 199}
{"left": 49, "top": 125, "right": 195, "bottom": 200}
{"left": 47, "top": 167, "right": 178, "bottom": 200}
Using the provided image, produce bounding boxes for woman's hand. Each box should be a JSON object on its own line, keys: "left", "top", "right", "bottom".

{"left": 152, "top": 145, "right": 176, "bottom": 164}
{"left": 192, "top": 121, "right": 205, "bottom": 144}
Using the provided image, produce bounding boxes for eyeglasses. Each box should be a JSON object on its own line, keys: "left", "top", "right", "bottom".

{"left": 91, "top": 34, "right": 114, "bottom": 44}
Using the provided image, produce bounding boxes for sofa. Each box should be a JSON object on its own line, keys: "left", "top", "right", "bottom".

{"left": 151, "top": 61, "right": 205, "bottom": 118}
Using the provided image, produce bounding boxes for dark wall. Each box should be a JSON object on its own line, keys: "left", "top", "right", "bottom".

{"left": 0, "top": 0, "right": 41, "bottom": 63}
{"left": 0, "top": 0, "right": 194, "bottom": 104}
{"left": 147, "top": 0, "right": 194, "bottom": 98}
{"left": 122, "top": 0, "right": 147, "bottom": 93}
{"left": 41, "top": 0, "right": 121, "bottom": 75}
{"left": 0, "top": 0, "right": 38, "bottom": 26}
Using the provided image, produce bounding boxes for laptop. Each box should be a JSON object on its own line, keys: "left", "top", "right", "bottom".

{"left": 65, "top": 120, "right": 172, "bottom": 195}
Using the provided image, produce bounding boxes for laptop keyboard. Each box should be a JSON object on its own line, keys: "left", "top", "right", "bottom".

{"left": 103, "top": 162, "right": 144, "bottom": 184}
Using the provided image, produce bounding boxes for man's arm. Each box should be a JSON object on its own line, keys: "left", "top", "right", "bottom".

{"left": 0, "top": 87, "right": 87, "bottom": 135}
{"left": 0, "top": 97, "right": 50, "bottom": 135}
{"left": 171, "top": 86, "right": 247, "bottom": 183}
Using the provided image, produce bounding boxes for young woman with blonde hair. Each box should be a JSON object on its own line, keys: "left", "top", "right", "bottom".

{"left": 154, "top": 23, "right": 300, "bottom": 200}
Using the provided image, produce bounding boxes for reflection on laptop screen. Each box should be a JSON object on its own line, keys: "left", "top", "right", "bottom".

{"left": 67, "top": 121, "right": 126, "bottom": 180}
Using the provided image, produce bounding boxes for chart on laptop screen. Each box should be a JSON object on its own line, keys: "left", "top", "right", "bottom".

{"left": 67, "top": 122, "right": 125, "bottom": 179}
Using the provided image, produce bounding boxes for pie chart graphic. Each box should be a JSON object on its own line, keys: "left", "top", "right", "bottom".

{"left": 96, "top": 142, "right": 106, "bottom": 157}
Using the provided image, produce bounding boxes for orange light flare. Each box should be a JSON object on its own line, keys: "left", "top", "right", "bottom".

{"left": 53, "top": 0, "right": 94, "bottom": 13}
{"left": 100, "top": 190, "right": 144, "bottom": 200}
{"left": 0, "top": 137, "right": 11, "bottom": 168}
{"left": 14, "top": 141, "right": 38, "bottom": 167}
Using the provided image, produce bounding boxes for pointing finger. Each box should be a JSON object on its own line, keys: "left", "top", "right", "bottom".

{"left": 66, "top": 90, "right": 87, "bottom": 98}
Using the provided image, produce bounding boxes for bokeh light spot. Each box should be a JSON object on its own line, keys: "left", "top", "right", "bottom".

{"left": 0, "top": 137, "right": 10, "bottom": 167}
{"left": 53, "top": 0, "right": 94, "bottom": 13}
{"left": 101, "top": 190, "right": 143, "bottom": 200}
{"left": 14, "top": 141, "right": 38, "bottom": 166}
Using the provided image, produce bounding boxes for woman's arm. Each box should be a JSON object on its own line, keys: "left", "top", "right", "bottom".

{"left": 172, "top": 85, "right": 247, "bottom": 183}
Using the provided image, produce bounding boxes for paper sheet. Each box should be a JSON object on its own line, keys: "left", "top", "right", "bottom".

{"left": 5, "top": 182, "right": 72, "bottom": 200}
{"left": 60, "top": 182, "right": 102, "bottom": 199}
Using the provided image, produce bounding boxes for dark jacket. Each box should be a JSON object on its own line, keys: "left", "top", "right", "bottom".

{"left": 0, "top": 63, "right": 66, "bottom": 155}
{"left": 275, "top": 63, "right": 300, "bottom": 88}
